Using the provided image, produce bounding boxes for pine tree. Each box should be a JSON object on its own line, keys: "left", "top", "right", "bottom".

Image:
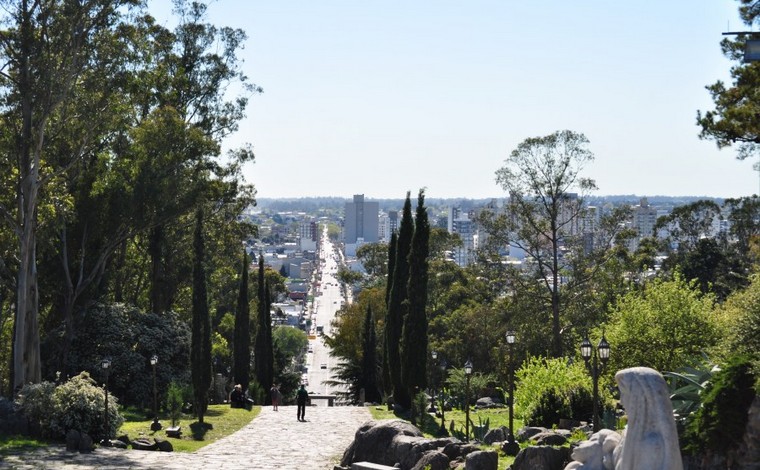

{"left": 386, "top": 192, "right": 413, "bottom": 409}
{"left": 233, "top": 248, "right": 250, "bottom": 392}
{"left": 263, "top": 281, "right": 274, "bottom": 392}
{"left": 401, "top": 189, "right": 430, "bottom": 406}
{"left": 361, "top": 304, "right": 381, "bottom": 403}
{"left": 381, "top": 232, "right": 397, "bottom": 396}
{"left": 191, "top": 210, "right": 212, "bottom": 423}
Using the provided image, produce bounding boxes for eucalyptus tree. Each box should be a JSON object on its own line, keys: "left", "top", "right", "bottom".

{"left": 479, "top": 130, "right": 599, "bottom": 358}
{"left": 0, "top": 0, "right": 146, "bottom": 391}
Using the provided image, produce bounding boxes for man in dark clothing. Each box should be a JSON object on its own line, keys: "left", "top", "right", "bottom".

{"left": 296, "top": 384, "right": 309, "bottom": 421}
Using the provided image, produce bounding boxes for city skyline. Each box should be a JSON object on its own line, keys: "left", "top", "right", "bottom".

{"left": 150, "top": 0, "right": 758, "bottom": 200}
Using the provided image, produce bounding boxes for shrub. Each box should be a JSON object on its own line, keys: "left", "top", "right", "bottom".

{"left": 15, "top": 381, "right": 57, "bottom": 438}
{"left": 166, "top": 381, "right": 186, "bottom": 426}
{"left": 527, "top": 388, "right": 570, "bottom": 428}
{"left": 685, "top": 355, "right": 757, "bottom": 456}
{"left": 16, "top": 372, "right": 124, "bottom": 440}
{"left": 514, "top": 356, "right": 608, "bottom": 423}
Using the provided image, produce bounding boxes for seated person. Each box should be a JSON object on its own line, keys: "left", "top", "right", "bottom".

{"left": 229, "top": 384, "right": 246, "bottom": 408}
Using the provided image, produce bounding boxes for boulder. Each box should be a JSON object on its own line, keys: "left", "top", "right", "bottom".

{"left": 66, "top": 430, "right": 81, "bottom": 452}
{"left": 116, "top": 434, "right": 131, "bottom": 446}
{"left": 391, "top": 434, "right": 432, "bottom": 469}
{"left": 131, "top": 438, "right": 159, "bottom": 451}
{"left": 411, "top": 450, "right": 449, "bottom": 470}
{"left": 465, "top": 450, "right": 498, "bottom": 470}
{"left": 482, "top": 427, "right": 506, "bottom": 444}
{"left": 110, "top": 439, "right": 128, "bottom": 449}
{"left": 155, "top": 439, "right": 174, "bottom": 452}
{"left": 532, "top": 431, "right": 568, "bottom": 446}
{"left": 78, "top": 433, "right": 94, "bottom": 453}
{"left": 475, "top": 397, "right": 504, "bottom": 409}
{"left": 340, "top": 419, "right": 423, "bottom": 467}
{"left": 511, "top": 446, "right": 570, "bottom": 470}
{"left": 517, "top": 426, "right": 547, "bottom": 442}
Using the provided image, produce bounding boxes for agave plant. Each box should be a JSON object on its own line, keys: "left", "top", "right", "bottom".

{"left": 664, "top": 353, "right": 719, "bottom": 426}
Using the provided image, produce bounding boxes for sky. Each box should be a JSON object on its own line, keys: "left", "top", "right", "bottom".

{"left": 149, "top": 1, "right": 758, "bottom": 200}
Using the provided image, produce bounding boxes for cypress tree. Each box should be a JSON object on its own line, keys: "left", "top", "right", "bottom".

{"left": 254, "top": 254, "right": 274, "bottom": 401}
{"left": 233, "top": 248, "right": 250, "bottom": 392}
{"left": 361, "top": 304, "right": 381, "bottom": 403}
{"left": 386, "top": 192, "right": 413, "bottom": 409}
{"left": 191, "top": 210, "right": 212, "bottom": 423}
{"left": 381, "top": 232, "right": 397, "bottom": 396}
{"left": 401, "top": 189, "right": 430, "bottom": 408}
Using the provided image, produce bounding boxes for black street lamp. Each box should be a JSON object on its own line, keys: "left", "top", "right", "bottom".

{"left": 150, "top": 354, "right": 162, "bottom": 431}
{"left": 430, "top": 351, "right": 438, "bottom": 412}
{"left": 439, "top": 359, "right": 447, "bottom": 434}
{"left": 464, "top": 359, "right": 473, "bottom": 442}
{"left": 101, "top": 357, "right": 111, "bottom": 445}
{"left": 580, "top": 334, "right": 610, "bottom": 431}
{"left": 504, "top": 331, "right": 519, "bottom": 456}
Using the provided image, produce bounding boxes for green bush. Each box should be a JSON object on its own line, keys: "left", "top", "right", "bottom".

{"left": 17, "top": 372, "right": 124, "bottom": 440}
{"left": 527, "top": 388, "right": 570, "bottom": 428}
{"left": 15, "top": 381, "right": 57, "bottom": 437}
{"left": 685, "top": 355, "right": 757, "bottom": 456}
{"left": 166, "top": 381, "right": 186, "bottom": 426}
{"left": 514, "top": 356, "right": 608, "bottom": 423}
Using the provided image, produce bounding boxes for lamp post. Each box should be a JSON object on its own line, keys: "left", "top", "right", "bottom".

{"left": 439, "top": 359, "right": 447, "bottom": 434}
{"left": 580, "top": 334, "right": 610, "bottom": 431}
{"left": 430, "top": 351, "right": 438, "bottom": 412}
{"left": 101, "top": 357, "right": 111, "bottom": 445}
{"left": 504, "top": 330, "right": 519, "bottom": 455}
{"left": 150, "top": 354, "right": 162, "bottom": 431}
{"left": 464, "top": 359, "right": 473, "bottom": 442}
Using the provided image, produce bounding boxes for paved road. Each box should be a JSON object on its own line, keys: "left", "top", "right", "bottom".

{"left": 1, "top": 406, "right": 371, "bottom": 469}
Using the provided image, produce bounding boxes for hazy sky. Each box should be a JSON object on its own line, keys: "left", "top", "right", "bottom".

{"left": 150, "top": 1, "right": 757, "bottom": 200}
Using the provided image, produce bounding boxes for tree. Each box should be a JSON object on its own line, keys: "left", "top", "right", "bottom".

{"left": 356, "top": 242, "right": 389, "bottom": 279}
{"left": 401, "top": 190, "right": 430, "bottom": 409}
{"left": 233, "top": 249, "right": 250, "bottom": 392}
{"left": 361, "top": 304, "right": 381, "bottom": 403}
{"left": 604, "top": 273, "right": 719, "bottom": 374}
{"left": 381, "top": 232, "right": 397, "bottom": 395}
{"left": 0, "top": 0, "right": 142, "bottom": 392}
{"left": 254, "top": 255, "right": 273, "bottom": 400}
{"left": 482, "top": 130, "right": 597, "bottom": 357}
{"left": 191, "top": 209, "right": 212, "bottom": 423}
{"left": 385, "top": 193, "right": 413, "bottom": 407}
{"left": 697, "top": 1, "right": 760, "bottom": 165}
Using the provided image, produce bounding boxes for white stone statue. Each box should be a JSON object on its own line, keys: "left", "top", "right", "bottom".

{"left": 564, "top": 367, "right": 683, "bottom": 470}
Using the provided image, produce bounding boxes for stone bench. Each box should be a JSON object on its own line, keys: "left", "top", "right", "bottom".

{"left": 351, "top": 462, "right": 396, "bottom": 470}
{"left": 308, "top": 394, "right": 336, "bottom": 406}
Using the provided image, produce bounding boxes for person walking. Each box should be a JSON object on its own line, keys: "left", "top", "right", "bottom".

{"left": 270, "top": 384, "right": 280, "bottom": 411}
{"left": 296, "top": 384, "right": 309, "bottom": 421}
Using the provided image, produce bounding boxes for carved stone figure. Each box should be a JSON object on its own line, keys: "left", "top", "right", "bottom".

{"left": 564, "top": 367, "right": 683, "bottom": 470}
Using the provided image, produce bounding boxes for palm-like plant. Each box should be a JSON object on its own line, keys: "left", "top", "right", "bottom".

{"left": 664, "top": 353, "right": 719, "bottom": 426}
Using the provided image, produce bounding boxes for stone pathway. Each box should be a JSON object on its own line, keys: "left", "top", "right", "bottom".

{"left": 1, "top": 406, "right": 371, "bottom": 469}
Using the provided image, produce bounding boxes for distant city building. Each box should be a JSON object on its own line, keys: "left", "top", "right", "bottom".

{"left": 628, "top": 197, "right": 658, "bottom": 251}
{"left": 344, "top": 194, "right": 379, "bottom": 256}
{"left": 298, "top": 218, "right": 317, "bottom": 251}
{"left": 378, "top": 210, "right": 398, "bottom": 242}
{"left": 448, "top": 207, "right": 477, "bottom": 267}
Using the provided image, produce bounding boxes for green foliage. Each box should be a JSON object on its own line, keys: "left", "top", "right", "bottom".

{"left": 446, "top": 368, "right": 498, "bottom": 408}
{"left": 233, "top": 249, "right": 250, "bottom": 392}
{"left": 48, "top": 303, "right": 190, "bottom": 408}
{"left": 527, "top": 388, "right": 570, "bottom": 428}
{"left": 402, "top": 189, "right": 430, "bottom": 403}
{"left": 685, "top": 355, "right": 757, "bottom": 455}
{"left": 514, "top": 356, "right": 601, "bottom": 422}
{"left": 664, "top": 353, "right": 717, "bottom": 428}
{"left": 604, "top": 273, "right": 718, "bottom": 373}
{"left": 16, "top": 373, "right": 124, "bottom": 440}
{"left": 166, "top": 381, "right": 186, "bottom": 427}
{"left": 191, "top": 210, "right": 212, "bottom": 423}
{"left": 717, "top": 273, "right": 760, "bottom": 371}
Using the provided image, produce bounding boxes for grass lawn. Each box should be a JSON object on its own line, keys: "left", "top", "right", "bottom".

{"left": 0, "top": 435, "right": 50, "bottom": 456}
{"left": 368, "top": 405, "right": 523, "bottom": 470}
{"left": 118, "top": 404, "right": 260, "bottom": 453}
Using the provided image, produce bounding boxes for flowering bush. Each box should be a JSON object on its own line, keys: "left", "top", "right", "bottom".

{"left": 16, "top": 372, "right": 123, "bottom": 440}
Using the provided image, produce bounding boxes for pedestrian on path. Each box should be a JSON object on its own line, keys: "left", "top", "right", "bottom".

{"left": 270, "top": 384, "right": 280, "bottom": 411}
{"left": 296, "top": 384, "right": 309, "bottom": 421}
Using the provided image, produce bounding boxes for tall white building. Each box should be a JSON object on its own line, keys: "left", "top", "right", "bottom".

{"left": 344, "top": 194, "right": 379, "bottom": 244}
{"left": 448, "top": 207, "right": 477, "bottom": 267}
{"left": 629, "top": 197, "right": 658, "bottom": 251}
